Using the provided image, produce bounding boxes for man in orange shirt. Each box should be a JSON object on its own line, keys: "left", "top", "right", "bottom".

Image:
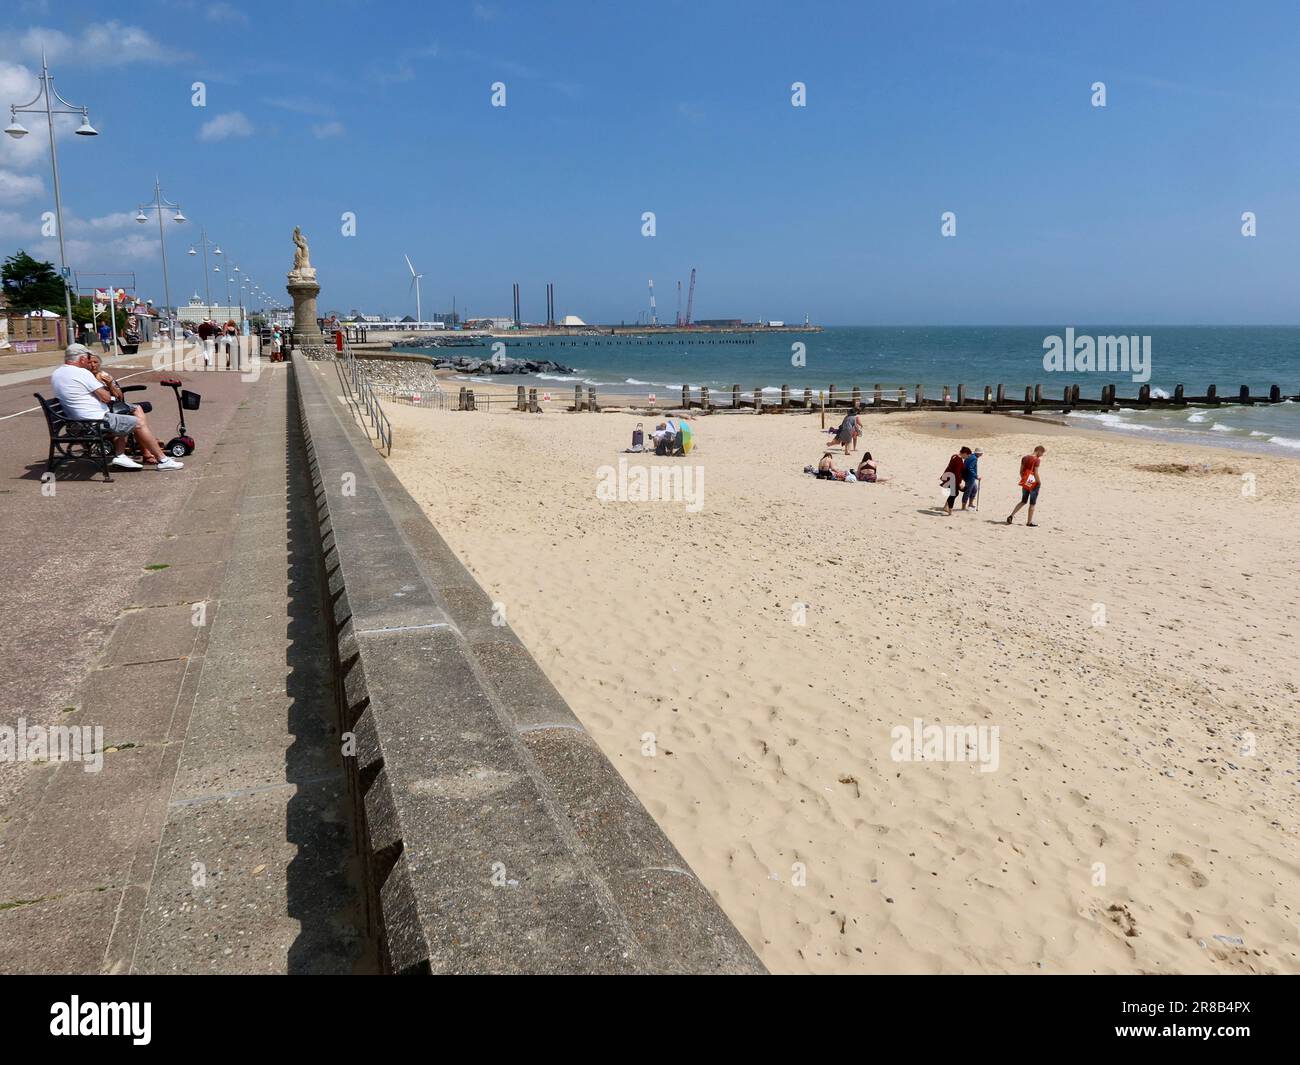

{"left": 1006, "top": 445, "right": 1046, "bottom": 527}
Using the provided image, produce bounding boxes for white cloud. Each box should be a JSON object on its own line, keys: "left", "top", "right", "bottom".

{"left": 473, "top": 3, "right": 499, "bottom": 21}
{"left": 0, "top": 209, "right": 159, "bottom": 267}
{"left": 198, "top": 111, "right": 253, "bottom": 142}
{"left": 206, "top": 2, "right": 249, "bottom": 25}
{"left": 0, "top": 63, "right": 50, "bottom": 169}
{"left": 311, "top": 121, "right": 345, "bottom": 139}
{"left": 72, "top": 211, "right": 139, "bottom": 234}
{"left": 14, "top": 22, "right": 188, "bottom": 65}
{"left": 0, "top": 170, "right": 44, "bottom": 204}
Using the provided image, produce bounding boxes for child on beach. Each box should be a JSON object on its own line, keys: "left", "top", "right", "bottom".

{"left": 1006, "top": 445, "right": 1046, "bottom": 526}
{"left": 961, "top": 447, "right": 982, "bottom": 510}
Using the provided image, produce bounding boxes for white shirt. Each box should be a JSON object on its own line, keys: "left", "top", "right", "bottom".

{"left": 50, "top": 364, "right": 108, "bottom": 421}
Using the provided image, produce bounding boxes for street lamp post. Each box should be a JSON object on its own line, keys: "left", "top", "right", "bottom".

{"left": 215, "top": 261, "right": 234, "bottom": 318}
{"left": 135, "top": 179, "right": 185, "bottom": 358}
{"left": 187, "top": 228, "right": 219, "bottom": 319}
{"left": 5, "top": 51, "right": 99, "bottom": 341}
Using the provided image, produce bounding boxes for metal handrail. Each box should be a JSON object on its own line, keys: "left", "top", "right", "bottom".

{"left": 335, "top": 339, "right": 392, "bottom": 455}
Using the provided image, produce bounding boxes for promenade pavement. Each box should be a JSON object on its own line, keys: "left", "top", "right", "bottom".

{"left": 0, "top": 352, "right": 368, "bottom": 973}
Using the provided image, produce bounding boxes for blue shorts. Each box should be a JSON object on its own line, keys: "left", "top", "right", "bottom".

{"left": 1021, "top": 485, "right": 1040, "bottom": 504}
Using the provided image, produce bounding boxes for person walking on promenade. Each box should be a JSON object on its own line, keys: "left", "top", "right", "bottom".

{"left": 197, "top": 318, "right": 216, "bottom": 367}
{"left": 97, "top": 320, "right": 111, "bottom": 352}
{"left": 1006, "top": 445, "right": 1046, "bottom": 526}
{"left": 222, "top": 320, "right": 238, "bottom": 370}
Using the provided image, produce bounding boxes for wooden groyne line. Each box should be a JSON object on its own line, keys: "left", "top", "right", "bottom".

{"left": 530, "top": 381, "right": 1299, "bottom": 414}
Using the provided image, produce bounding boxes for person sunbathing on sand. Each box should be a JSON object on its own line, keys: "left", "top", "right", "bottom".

{"left": 816, "top": 452, "right": 840, "bottom": 479}
{"left": 856, "top": 452, "right": 891, "bottom": 483}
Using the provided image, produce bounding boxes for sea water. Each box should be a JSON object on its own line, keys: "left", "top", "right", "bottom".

{"left": 400, "top": 325, "right": 1300, "bottom": 454}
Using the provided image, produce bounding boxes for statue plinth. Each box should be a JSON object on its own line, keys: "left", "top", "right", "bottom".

{"left": 286, "top": 269, "right": 322, "bottom": 344}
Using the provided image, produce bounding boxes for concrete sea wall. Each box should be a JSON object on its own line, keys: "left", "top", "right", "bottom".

{"left": 291, "top": 354, "right": 764, "bottom": 974}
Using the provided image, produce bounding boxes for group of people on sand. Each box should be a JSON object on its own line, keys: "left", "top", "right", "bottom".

{"left": 940, "top": 446, "right": 983, "bottom": 513}
{"left": 627, "top": 420, "right": 687, "bottom": 456}
{"left": 809, "top": 406, "right": 1049, "bottom": 526}
{"left": 940, "top": 443, "right": 1046, "bottom": 525}
{"left": 814, "top": 450, "right": 888, "bottom": 482}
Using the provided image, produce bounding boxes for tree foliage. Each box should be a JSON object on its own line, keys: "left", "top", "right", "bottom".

{"left": 1, "top": 250, "right": 67, "bottom": 314}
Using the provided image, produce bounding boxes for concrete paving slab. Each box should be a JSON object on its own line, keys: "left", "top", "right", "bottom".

{"left": 75, "top": 659, "right": 189, "bottom": 746}
{"left": 101, "top": 604, "right": 203, "bottom": 669}
{"left": 132, "top": 780, "right": 359, "bottom": 974}
{"left": 0, "top": 890, "right": 121, "bottom": 975}
{"left": 129, "top": 562, "right": 226, "bottom": 608}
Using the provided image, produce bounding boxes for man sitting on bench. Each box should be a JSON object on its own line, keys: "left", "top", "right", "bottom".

{"left": 50, "top": 344, "right": 184, "bottom": 471}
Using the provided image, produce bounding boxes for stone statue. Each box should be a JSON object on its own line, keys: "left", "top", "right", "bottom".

{"left": 292, "top": 226, "right": 312, "bottom": 272}
{"left": 286, "top": 225, "right": 321, "bottom": 341}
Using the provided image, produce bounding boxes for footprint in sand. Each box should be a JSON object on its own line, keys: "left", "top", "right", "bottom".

{"left": 1106, "top": 903, "right": 1140, "bottom": 938}
{"left": 1168, "top": 852, "right": 1210, "bottom": 888}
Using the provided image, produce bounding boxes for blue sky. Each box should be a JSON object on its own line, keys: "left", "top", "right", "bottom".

{"left": 2, "top": 0, "right": 1298, "bottom": 324}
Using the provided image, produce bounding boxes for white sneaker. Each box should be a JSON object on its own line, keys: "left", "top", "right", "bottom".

{"left": 155, "top": 457, "right": 184, "bottom": 470}
{"left": 111, "top": 454, "right": 144, "bottom": 470}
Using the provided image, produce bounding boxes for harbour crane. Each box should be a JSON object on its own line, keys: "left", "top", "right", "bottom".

{"left": 685, "top": 267, "right": 696, "bottom": 327}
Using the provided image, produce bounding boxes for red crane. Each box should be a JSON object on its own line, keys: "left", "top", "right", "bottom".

{"left": 685, "top": 267, "right": 696, "bottom": 327}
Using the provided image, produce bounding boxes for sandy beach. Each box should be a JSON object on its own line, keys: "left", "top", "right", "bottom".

{"left": 383, "top": 390, "right": 1299, "bottom": 974}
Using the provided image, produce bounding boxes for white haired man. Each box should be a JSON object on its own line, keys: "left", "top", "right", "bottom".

{"left": 50, "top": 344, "right": 184, "bottom": 470}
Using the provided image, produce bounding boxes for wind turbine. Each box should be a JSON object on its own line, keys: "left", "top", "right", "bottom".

{"left": 404, "top": 254, "right": 423, "bottom": 322}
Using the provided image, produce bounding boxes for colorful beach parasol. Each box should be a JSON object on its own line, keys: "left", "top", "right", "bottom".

{"left": 679, "top": 419, "right": 694, "bottom": 454}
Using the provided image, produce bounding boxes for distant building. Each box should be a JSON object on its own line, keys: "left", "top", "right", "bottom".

{"left": 465, "top": 316, "right": 516, "bottom": 331}
{"left": 694, "top": 318, "right": 742, "bottom": 328}
{"left": 178, "top": 292, "right": 244, "bottom": 323}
